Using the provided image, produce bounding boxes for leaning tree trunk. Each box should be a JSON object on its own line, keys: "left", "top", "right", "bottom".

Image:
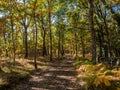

{"left": 88, "top": 0, "right": 96, "bottom": 62}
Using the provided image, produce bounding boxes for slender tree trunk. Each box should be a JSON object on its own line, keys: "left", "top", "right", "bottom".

{"left": 75, "top": 32, "right": 78, "bottom": 56}
{"left": 41, "top": 13, "right": 47, "bottom": 56}
{"left": 33, "top": 0, "right": 38, "bottom": 69}
{"left": 98, "top": 30, "right": 103, "bottom": 57}
{"left": 74, "top": 13, "right": 79, "bottom": 57}
{"left": 61, "top": 31, "right": 64, "bottom": 56}
{"left": 80, "top": 36, "right": 85, "bottom": 57}
{"left": 33, "top": 26, "right": 35, "bottom": 41}
{"left": 61, "top": 44, "right": 64, "bottom": 56}
{"left": 42, "top": 30, "right": 47, "bottom": 56}
{"left": 23, "top": 0, "right": 28, "bottom": 58}
{"left": 97, "top": 30, "right": 103, "bottom": 63}
{"left": 70, "top": 40, "right": 73, "bottom": 55}
{"left": 47, "top": 44, "right": 50, "bottom": 55}
{"left": 88, "top": 0, "right": 96, "bottom": 62}
{"left": 104, "top": 45, "right": 108, "bottom": 57}
{"left": 58, "top": 27, "right": 61, "bottom": 60}
{"left": 103, "top": 17, "right": 112, "bottom": 57}
{"left": 34, "top": 20, "right": 37, "bottom": 69}
{"left": 24, "top": 25, "right": 28, "bottom": 58}
{"left": 3, "top": 27, "right": 8, "bottom": 57}
{"left": 96, "top": 20, "right": 103, "bottom": 58}
{"left": 10, "top": 15, "right": 16, "bottom": 65}
{"left": 48, "top": 0, "right": 52, "bottom": 61}
{"left": 98, "top": 6, "right": 111, "bottom": 57}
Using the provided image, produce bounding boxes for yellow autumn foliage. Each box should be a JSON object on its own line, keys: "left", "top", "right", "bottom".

{"left": 117, "top": 88, "right": 120, "bottom": 90}
{"left": 94, "top": 75, "right": 111, "bottom": 87}
{"left": 76, "top": 63, "right": 120, "bottom": 89}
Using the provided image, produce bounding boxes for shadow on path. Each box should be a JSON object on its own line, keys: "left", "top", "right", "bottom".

{"left": 13, "top": 55, "right": 81, "bottom": 90}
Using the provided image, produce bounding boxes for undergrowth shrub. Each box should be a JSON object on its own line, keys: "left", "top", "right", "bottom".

{"left": 75, "top": 56, "right": 120, "bottom": 90}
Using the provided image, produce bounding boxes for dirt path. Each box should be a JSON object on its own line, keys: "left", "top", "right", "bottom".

{"left": 13, "top": 55, "right": 81, "bottom": 90}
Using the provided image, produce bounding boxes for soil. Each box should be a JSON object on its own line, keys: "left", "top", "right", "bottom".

{"left": 12, "top": 55, "right": 81, "bottom": 90}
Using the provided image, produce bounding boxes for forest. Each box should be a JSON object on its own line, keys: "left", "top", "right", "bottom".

{"left": 0, "top": 0, "right": 120, "bottom": 90}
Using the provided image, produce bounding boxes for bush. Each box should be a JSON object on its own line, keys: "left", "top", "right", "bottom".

{"left": 75, "top": 57, "right": 120, "bottom": 90}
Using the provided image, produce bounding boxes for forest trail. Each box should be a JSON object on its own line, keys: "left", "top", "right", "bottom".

{"left": 12, "top": 55, "right": 81, "bottom": 90}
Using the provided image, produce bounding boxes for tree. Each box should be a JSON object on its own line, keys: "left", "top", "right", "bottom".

{"left": 41, "top": 11, "right": 47, "bottom": 56}
{"left": 33, "top": 0, "right": 38, "bottom": 69}
{"left": 88, "top": 0, "right": 97, "bottom": 62}
{"left": 48, "top": 0, "right": 53, "bottom": 61}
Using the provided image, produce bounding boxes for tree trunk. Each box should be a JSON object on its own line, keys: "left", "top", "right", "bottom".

{"left": 58, "top": 28, "right": 61, "bottom": 60}
{"left": 34, "top": 19, "right": 37, "bottom": 69}
{"left": 42, "top": 30, "right": 47, "bottom": 56}
{"left": 80, "top": 36, "right": 85, "bottom": 57}
{"left": 41, "top": 12, "right": 47, "bottom": 56}
{"left": 33, "top": 0, "right": 38, "bottom": 69}
{"left": 61, "top": 31, "right": 64, "bottom": 57}
{"left": 10, "top": 15, "right": 16, "bottom": 65}
{"left": 23, "top": 0, "right": 28, "bottom": 58}
{"left": 98, "top": 6, "right": 112, "bottom": 57}
{"left": 103, "top": 17, "right": 112, "bottom": 57}
{"left": 96, "top": 20, "right": 104, "bottom": 58}
{"left": 24, "top": 25, "right": 28, "bottom": 58}
{"left": 3, "top": 27, "right": 8, "bottom": 57}
{"left": 48, "top": 0, "right": 52, "bottom": 61}
{"left": 75, "top": 32, "right": 78, "bottom": 56}
{"left": 98, "top": 31, "right": 103, "bottom": 56}
{"left": 88, "top": 0, "right": 96, "bottom": 62}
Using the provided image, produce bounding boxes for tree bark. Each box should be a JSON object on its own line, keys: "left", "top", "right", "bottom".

{"left": 88, "top": 0, "right": 97, "bottom": 62}
{"left": 42, "top": 30, "right": 47, "bottom": 56}
{"left": 41, "top": 12, "right": 47, "bottom": 56}
{"left": 24, "top": 25, "right": 28, "bottom": 58}
{"left": 80, "top": 36, "right": 85, "bottom": 57}
{"left": 61, "top": 32, "right": 64, "bottom": 57}
{"left": 3, "top": 26, "right": 8, "bottom": 57}
{"left": 23, "top": 0, "right": 28, "bottom": 58}
{"left": 34, "top": 19, "right": 37, "bottom": 69}
{"left": 75, "top": 32, "right": 78, "bottom": 56}
{"left": 33, "top": 0, "right": 38, "bottom": 69}
{"left": 48, "top": 0, "right": 52, "bottom": 61}
{"left": 10, "top": 15, "right": 16, "bottom": 65}
{"left": 103, "top": 17, "right": 112, "bottom": 57}
{"left": 58, "top": 27, "right": 61, "bottom": 60}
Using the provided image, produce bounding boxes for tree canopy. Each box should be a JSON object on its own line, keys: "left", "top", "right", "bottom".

{"left": 0, "top": 0, "right": 120, "bottom": 89}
